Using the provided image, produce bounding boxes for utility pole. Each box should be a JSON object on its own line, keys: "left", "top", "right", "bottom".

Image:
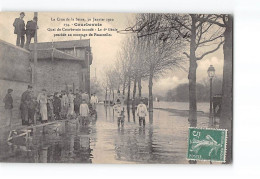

{"left": 32, "top": 12, "right": 38, "bottom": 125}
{"left": 33, "top": 12, "right": 38, "bottom": 90}
{"left": 51, "top": 40, "right": 54, "bottom": 93}
{"left": 86, "top": 50, "right": 90, "bottom": 94}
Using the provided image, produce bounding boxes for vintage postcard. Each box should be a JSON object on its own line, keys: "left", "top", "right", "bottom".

{"left": 0, "top": 12, "right": 233, "bottom": 164}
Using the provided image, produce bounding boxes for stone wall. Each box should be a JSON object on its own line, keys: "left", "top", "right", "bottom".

{"left": 0, "top": 79, "right": 29, "bottom": 126}
{"left": 36, "top": 59, "right": 82, "bottom": 93}
{"left": 0, "top": 40, "right": 31, "bottom": 83}
{"left": 0, "top": 40, "right": 31, "bottom": 127}
{"left": 0, "top": 40, "right": 87, "bottom": 127}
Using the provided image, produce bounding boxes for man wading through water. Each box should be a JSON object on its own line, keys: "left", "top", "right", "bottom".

{"left": 113, "top": 99, "right": 125, "bottom": 128}
{"left": 137, "top": 100, "right": 148, "bottom": 126}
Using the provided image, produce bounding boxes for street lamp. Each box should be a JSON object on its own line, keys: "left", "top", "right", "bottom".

{"left": 207, "top": 65, "right": 215, "bottom": 125}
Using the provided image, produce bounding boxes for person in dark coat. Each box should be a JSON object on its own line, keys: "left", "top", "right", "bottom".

{"left": 3, "top": 89, "right": 13, "bottom": 127}
{"left": 13, "top": 12, "right": 26, "bottom": 47}
{"left": 20, "top": 85, "right": 33, "bottom": 125}
{"left": 53, "top": 92, "right": 61, "bottom": 120}
{"left": 74, "top": 89, "right": 82, "bottom": 116}
{"left": 25, "top": 16, "right": 37, "bottom": 50}
{"left": 28, "top": 97, "right": 38, "bottom": 125}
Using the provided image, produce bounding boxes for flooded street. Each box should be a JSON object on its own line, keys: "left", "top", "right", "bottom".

{"left": 0, "top": 103, "right": 210, "bottom": 164}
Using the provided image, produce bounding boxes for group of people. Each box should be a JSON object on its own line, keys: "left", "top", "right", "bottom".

{"left": 13, "top": 12, "right": 37, "bottom": 49}
{"left": 113, "top": 99, "right": 148, "bottom": 128}
{"left": 2, "top": 85, "right": 99, "bottom": 127}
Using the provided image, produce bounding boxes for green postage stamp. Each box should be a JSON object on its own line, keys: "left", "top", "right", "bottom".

{"left": 187, "top": 128, "right": 227, "bottom": 162}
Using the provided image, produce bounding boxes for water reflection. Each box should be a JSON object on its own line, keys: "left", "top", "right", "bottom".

{"left": 127, "top": 106, "right": 130, "bottom": 122}
{"left": 149, "top": 111, "right": 153, "bottom": 124}
{"left": 132, "top": 108, "right": 136, "bottom": 123}
{"left": 0, "top": 104, "right": 210, "bottom": 163}
{"left": 0, "top": 120, "right": 94, "bottom": 163}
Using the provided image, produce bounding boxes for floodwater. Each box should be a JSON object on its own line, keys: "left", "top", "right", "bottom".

{"left": 0, "top": 103, "right": 210, "bottom": 164}
{"left": 154, "top": 101, "right": 210, "bottom": 113}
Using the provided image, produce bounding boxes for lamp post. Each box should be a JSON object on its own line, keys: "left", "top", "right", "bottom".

{"left": 207, "top": 65, "right": 215, "bottom": 126}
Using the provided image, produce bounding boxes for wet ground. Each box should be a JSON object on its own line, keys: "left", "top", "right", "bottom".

{"left": 0, "top": 104, "right": 210, "bottom": 164}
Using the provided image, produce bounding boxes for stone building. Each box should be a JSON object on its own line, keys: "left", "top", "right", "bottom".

{"left": 0, "top": 40, "right": 31, "bottom": 127}
{"left": 29, "top": 39, "right": 92, "bottom": 93}
{"left": 0, "top": 39, "right": 93, "bottom": 127}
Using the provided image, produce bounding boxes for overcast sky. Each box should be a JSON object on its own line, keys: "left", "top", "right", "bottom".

{"left": 0, "top": 12, "right": 224, "bottom": 96}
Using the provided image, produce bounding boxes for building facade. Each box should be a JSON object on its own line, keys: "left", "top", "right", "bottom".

{"left": 0, "top": 39, "right": 93, "bottom": 127}
{"left": 29, "top": 39, "right": 93, "bottom": 93}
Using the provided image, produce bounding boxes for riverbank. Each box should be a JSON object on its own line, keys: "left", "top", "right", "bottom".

{"left": 154, "top": 107, "right": 208, "bottom": 117}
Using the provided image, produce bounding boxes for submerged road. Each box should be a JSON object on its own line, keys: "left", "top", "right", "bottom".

{"left": 0, "top": 104, "right": 210, "bottom": 163}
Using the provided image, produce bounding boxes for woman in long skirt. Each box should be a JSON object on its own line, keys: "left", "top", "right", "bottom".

{"left": 61, "top": 91, "right": 69, "bottom": 119}
{"left": 67, "top": 90, "right": 75, "bottom": 117}
{"left": 37, "top": 89, "right": 48, "bottom": 123}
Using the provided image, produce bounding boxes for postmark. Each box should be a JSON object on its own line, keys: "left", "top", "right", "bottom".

{"left": 187, "top": 127, "right": 227, "bottom": 162}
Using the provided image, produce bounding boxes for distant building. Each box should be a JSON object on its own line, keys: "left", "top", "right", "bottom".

{"left": 29, "top": 39, "right": 93, "bottom": 93}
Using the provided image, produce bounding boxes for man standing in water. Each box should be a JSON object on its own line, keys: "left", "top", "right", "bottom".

{"left": 13, "top": 12, "right": 26, "bottom": 47}
{"left": 90, "top": 93, "right": 98, "bottom": 110}
{"left": 137, "top": 100, "right": 148, "bottom": 126}
{"left": 113, "top": 99, "right": 124, "bottom": 128}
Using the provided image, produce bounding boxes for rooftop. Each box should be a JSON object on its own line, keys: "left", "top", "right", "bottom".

{"left": 30, "top": 48, "right": 84, "bottom": 61}
{"left": 29, "top": 39, "right": 90, "bottom": 50}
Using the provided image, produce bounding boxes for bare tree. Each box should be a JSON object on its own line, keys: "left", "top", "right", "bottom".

{"left": 164, "top": 14, "right": 224, "bottom": 127}
{"left": 135, "top": 14, "right": 185, "bottom": 117}
{"left": 196, "top": 14, "right": 233, "bottom": 164}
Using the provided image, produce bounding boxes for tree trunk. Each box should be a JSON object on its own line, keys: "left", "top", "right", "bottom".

{"left": 122, "top": 75, "right": 126, "bottom": 96}
{"left": 105, "top": 87, "right": 107, "bottom": 105}
{"left": 113, "top": 90, "right": 115, "bottom": 103}
{"left": 220, "top": 15, "right": 233, "bottom": 164}
{"left": 132, "top": 76, "right": 137, "bottom": 110}
{"left": 109, "top": 89, "right": 111, "bottom": 105}
{"left": 138, "top": 75, "right": 142, "bottom": 98}
{"left": 148, "top": 67, "right": 154, "bottom": 113}
{"left": 188, "top": 15, "right": 198, "bottom": 127}
{"left": 127, "top": 76, "right": 131, "bottom": 108}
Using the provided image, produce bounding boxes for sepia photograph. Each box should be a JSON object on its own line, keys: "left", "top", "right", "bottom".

{"left": 0, "top": 12, "right": 233, "bottom": 164}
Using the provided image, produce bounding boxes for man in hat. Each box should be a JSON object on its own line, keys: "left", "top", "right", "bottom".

{"left": 53, "top": 92, "right": 61, "bottom": 120}
{"left": 25, "top": 16, "right": 38, "bottom": 50}
{"left": 61, "top": 90, "right": 69, "bottom": 119}
{"left": 3, "top": 89, "right": 13, "bottom": 127}
{"left": 20, "top": 85, "right": 33, "bottom": 125}
{"left": 74, "top": 89, "right": 82, "bottom": 116}
{"left": 13, "top": 12, "right": 26, "bottom": 47}
{"left": 81, "top": 91, "right": 89, "bottom": 104}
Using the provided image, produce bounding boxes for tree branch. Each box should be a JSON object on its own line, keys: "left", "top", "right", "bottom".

{"left": 197, "top": 17, "right": 226, "bottom": 27}
{"left": 196, "top": 41, "right": 224, "bottom": 60}
{"left": 198, "top": 34, "right": 224, "bottom": 46}
{"left": 174, "top": 17, "right": 192, "bottom": 31}
{"left": 183, "top": 52, "right": 190, "bottom": 59}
